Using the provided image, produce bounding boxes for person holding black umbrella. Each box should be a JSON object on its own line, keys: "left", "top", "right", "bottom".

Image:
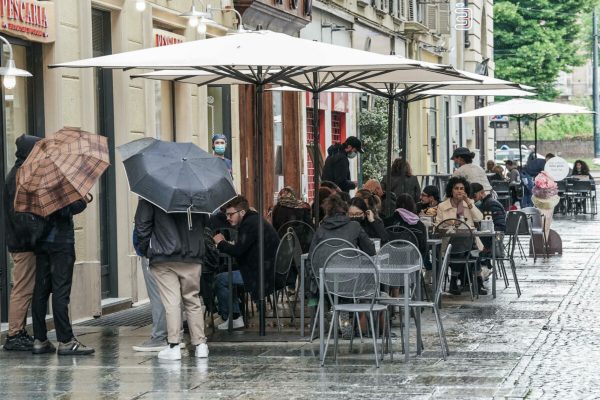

{"left": 321, "top": 136, "right": 364, "bottom": 193}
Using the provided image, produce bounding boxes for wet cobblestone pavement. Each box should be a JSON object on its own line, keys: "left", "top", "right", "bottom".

{"left": 2, "top": 213, "right": 600, "bottom": 399}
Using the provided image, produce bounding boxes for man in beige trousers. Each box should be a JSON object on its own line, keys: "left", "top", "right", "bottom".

{"left": 3, "top": 134, "right": 41, "bottom": 351}
{"left": 134, "top": 198, "right": 208, "bottom": 360}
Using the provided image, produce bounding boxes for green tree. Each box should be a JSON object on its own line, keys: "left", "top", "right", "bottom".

{"left": 518, "top": 98, "right": 593, "bottom": 140}
{"left": 358, "top": 97, "right": 388, "bottom": 181}
{"left": 495, "top": 0, "right": 597, "bottom": 100}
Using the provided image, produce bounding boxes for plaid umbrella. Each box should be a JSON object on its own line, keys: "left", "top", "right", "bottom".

{"left": 15, "top": 127, "right": 110, "bottom": 217}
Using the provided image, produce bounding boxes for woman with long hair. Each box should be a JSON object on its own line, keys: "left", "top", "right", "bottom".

{"left": 572, "top": 159, "right": 594, "bottom": 181}
{"left": 382, "top": 158, "right": 421, "bottom": 203}
{"left": 347, "top": 197, "right": 389, "bottom": 242}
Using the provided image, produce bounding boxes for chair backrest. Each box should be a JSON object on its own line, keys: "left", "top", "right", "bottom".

{"left": 309, "top": 238, "right": 355, "bottom": 280}
{"left": 273, "top": 231, "right": 297, "bottom": 288}
{"left": 434, "top": 244, "right": 452, "bottom": 305}
{"left": 505, "top": 210, "right": 529, "bottom": 235}
{"left": 521, "top": 207, "right": 543, "bottom": 230}
{"left": 376, "top": 239, "right": 422, "bottom": 288}
{"left": 322, "top": 248, "right": 379, "bottom": 304}
{"left": 571, "top": 179, "right": 592, "bottom": 192}
{"left": 491, "top": 180, "right": 509, "bottom": 193}
{"left": 557, "top": 180, "right": 567, "bottom": 192}
{"left": 434, "top": 218, "right": 474, "bottom": 255}
{"left": 277, "top": 220, "right": 315, "bottom": 253}
{"left": 385, "top": 225, "right": 419, "bottom": 247}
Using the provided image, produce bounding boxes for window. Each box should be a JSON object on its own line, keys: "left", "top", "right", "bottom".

{"left": 273, "top": 90, "right": 284, "bottom": 196}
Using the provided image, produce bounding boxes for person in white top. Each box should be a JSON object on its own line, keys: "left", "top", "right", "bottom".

{"left": 451, "top": 147, "right": 492, "bottom": 192}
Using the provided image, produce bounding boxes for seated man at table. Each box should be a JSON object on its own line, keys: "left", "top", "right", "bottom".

{"left": 212, "top": 195, "right": 279, "bottom": 330}
{"left": 471, "top": 182, "right": 506, "bottom": 277}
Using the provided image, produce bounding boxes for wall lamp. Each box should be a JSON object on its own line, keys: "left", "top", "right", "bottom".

{"left": 0, "top": 35, "right": 31, "bottom": 90}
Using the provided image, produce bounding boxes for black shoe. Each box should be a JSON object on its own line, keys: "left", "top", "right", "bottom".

{"left": 57, "top": 338, "right": 95, "bottom": 356}
{"left": 4, "top": 330, "right": 34, "bottom": 351}
{"left": 32, "top": 339, "right": 56, "bottom": 354}
{"left": 477, "top": 277, "right": 488, "bottom": 295}
{"left": 449, "top": 277, "right": 462, "bottom": 295}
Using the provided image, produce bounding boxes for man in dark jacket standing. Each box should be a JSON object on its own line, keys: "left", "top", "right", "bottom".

{"left": 3, "top": 134, "right": 40, "bottom": 351}
{"left": 31, "top": 196, "right": 93, "bottom": 355}
{"left": 212, "top": 196, "right": 279, "bottom": 330}
{"left": 135, "top": 198, "right": 208, "bottom": 360}
{"left": 321, "top": 136, "right": 364, "bottom": 193}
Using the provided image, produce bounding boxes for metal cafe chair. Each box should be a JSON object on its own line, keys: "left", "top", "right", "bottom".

{"left": 491, "top": 180, "right": 511, "bottom": 210}
{"left": 321, "top": 248, "right": 389, "bottom": 368}
{"left": 375, "top": 239, "right": 423, "bottom": 360}
{"left": 308, "top": 238, "right": 355, "bottom": 342}
{"left": 521, "top": 207, "right": 549, "bottom": 262}
{"left": 277, "top": 220, "right": 315, "bottom": 254}
{"left": 409, "top": 244, "right": 452, "bottom": 360}
{"left": 434, "top": 218, "right": 479, "bottom": 301}
{"left": 569, "top": 179, "right": 595, "bottom": 215}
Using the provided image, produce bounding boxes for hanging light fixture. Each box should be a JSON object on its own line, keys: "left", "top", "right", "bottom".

{"left": 180, "top": 1, "right": 212, "bottom": 29}
{"left": 135, "top": 0, "right": 146, "bottom": 12}
{"left": 0, "top": 36, "right": 32, "bottom": 90}
{"left": 207, "top": 4, "right": 247, "bottom": 34}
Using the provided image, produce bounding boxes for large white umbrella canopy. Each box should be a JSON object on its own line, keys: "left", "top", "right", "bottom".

{"left": 419, "top": 88, "right": 535, "bottom": 97}
{"left": 452, "top": 98, "right": 594, "bottom": 166}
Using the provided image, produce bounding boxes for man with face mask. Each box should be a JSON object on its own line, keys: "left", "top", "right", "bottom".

{"left": 321, "top": 136, "right": 364, "bottom": 193}
{"left": 212, "top": 134, "right": 232, "bottom": 176}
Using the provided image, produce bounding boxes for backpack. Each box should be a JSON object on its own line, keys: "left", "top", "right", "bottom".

{"left": 11, "top": 212, "right": 52, "bottom": 248}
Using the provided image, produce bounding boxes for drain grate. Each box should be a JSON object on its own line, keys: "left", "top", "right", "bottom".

{"left": 77, "top": 303, "right": 152, "bottom": 327}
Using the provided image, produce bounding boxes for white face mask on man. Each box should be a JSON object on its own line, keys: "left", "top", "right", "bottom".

{"left": 347, "top": 151, "right": 357, "bottom": 159}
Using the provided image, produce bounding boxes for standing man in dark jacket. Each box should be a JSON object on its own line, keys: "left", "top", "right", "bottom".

{"left": 135, "top": 198, "right": 208, "bottom": 360}
{"left": 31, "top": 195, "right": 93, "bottom": 355}
{"left": 321, "top": 136, "right": 364, "bottom": 193}
{"left": 3, "top": 134, "right": 40, "bottom": 351}
{"left": 212, "top": 195, "right": 279, "bottom": 330}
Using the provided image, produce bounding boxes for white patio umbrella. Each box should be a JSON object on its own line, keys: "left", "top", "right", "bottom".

{"left": 51, "top": 30, "right": 480, "bottom": 337}
{"left": 453, "top": 98, "right": 593, "bottom": 166}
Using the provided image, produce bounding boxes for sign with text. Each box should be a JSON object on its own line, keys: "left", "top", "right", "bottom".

{"left": 0, "top": 0, "right": 55, "bottom": 43}
{"left": 544, "top": 156, "right": 570, "bottom": 181}
{"left": 153, "top": 28, "right": 185, "bottom": 47}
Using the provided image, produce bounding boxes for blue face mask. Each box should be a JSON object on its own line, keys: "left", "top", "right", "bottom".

{"left": 347, "top": 151, "right": 358, "bottom": 159}
{"left": 475, "top": 200, "right": 482, "bottom": 207}
{"left": 214, "top": 144, "right": 226, "bottom": 155}
{"left": 453, "top": 162, "right": 460, "bottom": 169}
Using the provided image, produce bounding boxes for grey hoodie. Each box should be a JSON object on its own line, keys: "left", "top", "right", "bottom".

{"left": 309, "top": 214, "right": 376, "bottom": 256}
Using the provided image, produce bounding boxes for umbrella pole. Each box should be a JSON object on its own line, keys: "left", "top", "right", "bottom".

{"left": 256, "top": 81, "right": 266, "bottom": 336}
{"left": 312, "top": 74, "right": 321, "bottom": 227}
{"left": 518, "top": 116, "right": 523, "bottom": 167}
{"left": 398, "top": 100, "right": 408, "bottom": 160}
{"left": 385, "top": 95, "right": 394, "bottom": 217}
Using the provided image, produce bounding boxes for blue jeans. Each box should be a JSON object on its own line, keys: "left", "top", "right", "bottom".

{"left": 215, "top": 270, "right": 244, "bottom": 319}
{"left": 141, "top": 257, "right": 167, "bottom": 340}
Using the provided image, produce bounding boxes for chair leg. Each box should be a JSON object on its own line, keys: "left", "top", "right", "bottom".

{"left": 368, "top": 312, "right": 380, "bottom": 368}
{"left": 355, "top": 312, "right": 364, "bottom": 343}
{"left": 435, "top": 305, "right": 450, "bottom": 356}
{"left": 386, "top": 309, "right": 393, "bottom": 361}
{"left": 510, "top": 259, "right": 521, "bottom": 298}
{"left": 397, "top": 308, "right": 405, "bottom": 354}
{"left": 309, "top": 303, "right": 320, "bottom": 343}
{"left": 464, "top": 266, "right": 474, "bottom": 301}
{"left": 499, "top": 260, "right": 510, "bottom": 288}
{"left": 333, "top": 311, "right": 339, "bottom": 362}
{"left": 350, "top": 314, "right": 356, "bottom": 351}
{"left": 321, "top": 309, "right": 336, "bottom": 367}
{"left": 432, "top": 306, "right": 446, "bottom": 360}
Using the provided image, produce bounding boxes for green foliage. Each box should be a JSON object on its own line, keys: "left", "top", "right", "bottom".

{"left": 495, "top": 0, "right": 597, "bottom": 100}
{"left": 516, "top": 97, "right": 593, "bottom": 140}
{"left": 358, "top": 97, "right": 388, "bottom": 181}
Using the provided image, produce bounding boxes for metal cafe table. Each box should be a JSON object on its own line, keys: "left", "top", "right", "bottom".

{"left": 318, "top": 256, "right": 422, "bottom": 363}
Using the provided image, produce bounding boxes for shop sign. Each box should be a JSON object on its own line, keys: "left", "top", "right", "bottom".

{"left": 0, "top": 0, "right": 55, "bottom": 43}
{"left": 153, "top": 28, "right": 185, "bottom": 47}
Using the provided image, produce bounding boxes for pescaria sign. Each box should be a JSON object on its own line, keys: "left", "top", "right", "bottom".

{"left": 0, "top": 0, "right": 55, "bottom": 43}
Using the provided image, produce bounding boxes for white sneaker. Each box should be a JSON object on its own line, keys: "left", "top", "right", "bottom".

{"left": 217, "top": 316, "right": 244, "bottom": 330}
{"left": 158, "top": 345, "right": 181, "bottom": 360}
{"left": 480, "top": 266, "right": 492, "bottom": 281}
{"left": 195, "top": 343, "right": 209, "bottom": 358}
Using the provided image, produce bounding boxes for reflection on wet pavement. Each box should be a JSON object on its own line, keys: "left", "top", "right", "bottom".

{"left": 2, "top": 214, "right": 600, "bottom": 399}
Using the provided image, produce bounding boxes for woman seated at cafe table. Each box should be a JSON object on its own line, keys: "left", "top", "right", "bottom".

{"left": 435, "top": 176, "right": 486, "bottom": 295}
{"left": 347, "top": 197, "right": 389, "bottom": 243}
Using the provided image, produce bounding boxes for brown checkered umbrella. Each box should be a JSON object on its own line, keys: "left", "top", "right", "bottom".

{"left": 14, "top": 127, "right": 110, "bottom": 217}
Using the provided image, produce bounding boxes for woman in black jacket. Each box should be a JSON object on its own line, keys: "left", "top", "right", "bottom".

{"left": 271, "top": 186, "right": 312, "bottom": 233}
{"left": 348, "top": 197, "right": 389, "bottom": 243}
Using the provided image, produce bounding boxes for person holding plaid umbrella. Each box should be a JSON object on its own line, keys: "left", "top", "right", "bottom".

{"left": 15, "top": 127, "right": 110, "bottom": 355}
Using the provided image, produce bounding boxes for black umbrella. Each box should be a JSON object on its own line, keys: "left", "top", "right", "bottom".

{"left": 118, "top": 138, "right": 236, "bottom": 214}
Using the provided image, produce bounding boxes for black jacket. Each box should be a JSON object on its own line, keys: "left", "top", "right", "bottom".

{"left": 272, "top": 204, "right": 312, "bottom": 233}
{"left": 309, "top": 214, "right": 376, "bottom": 256}
{"left": 477, "top": 194, "right": 506, "bottom": 250}
{"left": 383, "top": 174, "right": 421, "bottom": 203}
{"left": 357, "top": 217, "right": 390, "bottom": 243}
{"left": 4, "top": 134, "right": 41, "bottom": 252}
{"left": 217, "top": 210, "right": 279, "bottom": 299}
{"left": 134, "top": 198, "right": 206, "bottom": 265}
{"left": 321, "top": 144, "right": 355, "bottom": 193}
{"left": 42, "top": 200, "right": 87, "bottom": 244}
